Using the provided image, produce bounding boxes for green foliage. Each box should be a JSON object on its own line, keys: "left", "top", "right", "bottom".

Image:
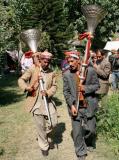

{"left": 0, "top": 0, "right": 73, "bottom": 62}
{"left": 1, "top": 0, "right": 119, "bottom": 66}
{"left": 0, "top": 1, "right": 16, "bottom": 51}
{"left": 29, "top": 0, "right": 73, "bottom": 57}
{"left": 97, "top": 93, "right": 119, "bottom": 140}
{"left": 66, "top": 0, "right": 119, "bottom": 48}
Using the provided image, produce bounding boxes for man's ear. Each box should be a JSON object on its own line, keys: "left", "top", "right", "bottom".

{"left": 78, "top": 59, "right": 81, "bottom": 64}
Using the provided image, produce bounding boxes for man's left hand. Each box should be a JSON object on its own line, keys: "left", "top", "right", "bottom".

{"left": 41, "top": 90, "right": 48, "bottom": 97}
{"left": 79, "top": 84, "right": 85, "bottom": 92}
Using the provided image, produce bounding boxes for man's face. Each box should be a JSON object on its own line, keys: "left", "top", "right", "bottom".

{"left": 67, "top": 57, "right": 79, "bottom": 71}
{"left": 96, "top": 51, "right": 103, "bottom": 61}
{"left": 40, "top": 58, "right": 51, "bottom": 70}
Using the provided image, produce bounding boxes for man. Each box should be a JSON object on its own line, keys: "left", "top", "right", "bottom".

{"left": 89, "top": 50, "right": 97, "bottom": 65}
{"left": 18, "top": 51, "right": 57, "bottom": 156}
{"left": 63, "top": 51, "right": 99, "bottom": 160}
{"left": 109, "top": 49, "right": 119, "bottom": 91}
{"left": 93, "top": 49, "right": 111, "bottom": 95}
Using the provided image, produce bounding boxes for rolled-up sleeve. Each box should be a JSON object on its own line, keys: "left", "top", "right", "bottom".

{"left": 18, "top": 69, "right": 32, "bottom": 92}
{"left": 46, "top": 72, "right": 57, "bottom": 98}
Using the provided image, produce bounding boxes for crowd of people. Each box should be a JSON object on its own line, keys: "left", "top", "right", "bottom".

{"left": 18, "top": 48, "right": 119, "bottom": 160}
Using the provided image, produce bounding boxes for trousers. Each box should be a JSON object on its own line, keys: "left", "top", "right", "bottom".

{"left": 112, "top": 71, "right": 119, "bottom": 90}
{"left": 71, "top": 109, "right": 96, "bottom": 157}
{"left": 33, "top": 111, "right": 57, "bottom": 151}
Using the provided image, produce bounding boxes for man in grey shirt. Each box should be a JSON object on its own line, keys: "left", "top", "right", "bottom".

{"left": 63, "top": 51, "right": 99, "bottom": 160}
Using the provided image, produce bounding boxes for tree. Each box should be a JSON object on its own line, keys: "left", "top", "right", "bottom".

{"left": 0, "top": 1, "right": 16, "bottom": 71}
{"left": 1, "top": 0, "right": 73, "bottom": 60}
{"left": 22, "top": 0, "right": 74, "bottom": 58}
{"left": 65, "top": 0, "right": 119, "bottom": 49}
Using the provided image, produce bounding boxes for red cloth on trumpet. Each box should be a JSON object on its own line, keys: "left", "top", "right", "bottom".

{"left": 24, "top": 50, "right": 33, "bottom": 58}
{"left": 79, "top": 32, "right": 92, "bottom": 63}
{"left": 79, "top": 32, "right": 93, "bottom": 40}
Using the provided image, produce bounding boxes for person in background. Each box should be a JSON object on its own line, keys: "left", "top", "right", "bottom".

{"left": 93, "top": 49, "right": 111, "bottom": 96}
{"left": 89, "top": 50, "right": 97, "bottom": 65}
{"left": 109, "top": 49, "right": 119, "bottom": 91}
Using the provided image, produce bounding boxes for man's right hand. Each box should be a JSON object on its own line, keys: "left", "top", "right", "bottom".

{"left": 71, "top": 105, "right": 78, "bottom": 117}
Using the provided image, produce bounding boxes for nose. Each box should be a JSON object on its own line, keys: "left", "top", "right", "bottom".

{"left": 69, "top": 62, "right": 73, "bottom": 66}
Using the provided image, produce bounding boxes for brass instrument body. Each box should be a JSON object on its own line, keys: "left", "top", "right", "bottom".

{"left": 20, "top": 29, "right": 40, "bottom": 53}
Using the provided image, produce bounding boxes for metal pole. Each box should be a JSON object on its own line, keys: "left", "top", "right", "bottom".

{"left": 39, "top": 79, "right": 52, "bottom": 128}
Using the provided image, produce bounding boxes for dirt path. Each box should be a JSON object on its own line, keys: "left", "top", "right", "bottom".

{"left": 14, "top": 81, "right": 118, "bottom": 160}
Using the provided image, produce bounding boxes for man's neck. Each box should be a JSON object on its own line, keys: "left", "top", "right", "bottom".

{"left": 41, "top": 66, "right": 49, "bottom": 72}
{"left": 70, "top": 68, "right": 78, "bottom": 73}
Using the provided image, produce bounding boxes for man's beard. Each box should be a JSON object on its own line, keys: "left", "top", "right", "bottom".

{"left": 96, "top": 59, "right": 103, "bottom": 64}
{"left": 70, "top": 66, "right": 78, "bottom": 73}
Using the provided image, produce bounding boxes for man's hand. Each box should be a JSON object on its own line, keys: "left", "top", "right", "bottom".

{"left": 79, "top": 84, "right": 85, "bottom": 92}
{"left": 71, "top": 105, "right": 78, "bottom": 117}
{"left": 40, "top": 90, "right": 48, "bottom": 97}
{"left": 93, "top": 63, "right": 98, "bottom": 70}
{"left": 25, "top": 86, "right": 33, "bottom": 92}
{"left": 39, "top": 75, "right": 43, "bottom": 80}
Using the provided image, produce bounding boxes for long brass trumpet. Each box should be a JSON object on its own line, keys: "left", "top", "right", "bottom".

{"left": 77, "top": 5, "right": 107, "bottom": 109}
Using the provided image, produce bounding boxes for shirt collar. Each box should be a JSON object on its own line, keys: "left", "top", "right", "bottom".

{"left": 40, "top": 66, "right": 50, "bottom": 73}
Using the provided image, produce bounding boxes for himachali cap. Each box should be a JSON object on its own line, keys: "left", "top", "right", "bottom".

{"left": 40, "top": 50, "right": 53, "bottom": 59}
{"left": 64, "top": 50, "right": 80, "bottom": 59}
{"left": 32, "top": 52, "right": 41, "bottom": 57}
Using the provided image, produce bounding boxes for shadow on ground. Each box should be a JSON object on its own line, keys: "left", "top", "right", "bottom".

{"left": 49, "top": 122, "right": 66, "bottom": 145}
{"left": 52, "top": 97, "right": 62, "bottom": 107}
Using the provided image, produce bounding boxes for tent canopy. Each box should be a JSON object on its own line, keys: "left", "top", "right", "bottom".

{"left": 104, "top": 41, "right": 119, "bottom": 51}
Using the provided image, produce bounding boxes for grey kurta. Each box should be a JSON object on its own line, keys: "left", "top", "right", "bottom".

{"left": 63, "top": 66, "right": 99, "bottom": 117}
{"left": 63, "top": 65, "right": 100, "bottom": 157}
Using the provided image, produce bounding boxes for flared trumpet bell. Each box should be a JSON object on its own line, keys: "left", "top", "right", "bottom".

{"left": 81, "top": 4, "right": 107, "bottom": 34}
{"left": 20, "top": 29, "right": 40, "bottom": 53}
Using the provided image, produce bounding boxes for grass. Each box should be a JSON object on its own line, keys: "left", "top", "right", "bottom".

{"left": 0, "top": 74, "right": 30, "bottom": 159}
{"left": 96, "top": 92, "right": 119, "bottom": 158}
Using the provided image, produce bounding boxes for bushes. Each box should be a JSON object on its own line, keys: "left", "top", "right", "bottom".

{"left": 97, "top": 93, "right": 119, "bottom": 140}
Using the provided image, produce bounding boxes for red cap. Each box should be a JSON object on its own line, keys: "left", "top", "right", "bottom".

{"left": 64, "top": 51, "right": 80, "bottom": 59}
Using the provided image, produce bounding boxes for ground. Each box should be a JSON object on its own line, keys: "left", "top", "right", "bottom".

{"left": 0, "top": 74, "right": 118, "bottom": 160}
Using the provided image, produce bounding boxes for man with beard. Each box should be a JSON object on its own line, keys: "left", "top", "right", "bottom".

{"left": 93, "top": 49, "right": 111, "bottom": 95}
{"left": 63, "top": 51, "right": 99, "bottom": 160}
